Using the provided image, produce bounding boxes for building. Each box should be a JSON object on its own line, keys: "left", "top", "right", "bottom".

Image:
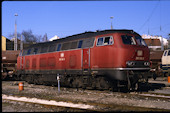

{"left": 142, "top": 34, "right": 168, "bottom": 51}
{"left": 2, "top": 36, "right": 6, "bottom": 51}
{"left": 144, "top": 39, "right": 162, "bottom": 51}
{"left": 49, "top": 35, "right": 60, "bottom": 41}
{"left": 1, "top": 36, "right": 32, "bottom": 51}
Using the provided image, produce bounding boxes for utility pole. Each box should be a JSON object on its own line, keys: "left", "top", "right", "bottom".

{"left": 43, "top": 33, "right": 48, "bottom": 42}
{"left": 160, "top": 1, "right": 164, "bottom": 51}
{"left": 14, "top": 13, "right": 18, "bottom": 51}
{"left": 110, "top": 16, "right": 113, "bottom": 29}
{"left": 20, "top": 35, "right": 23, "bottom": 50}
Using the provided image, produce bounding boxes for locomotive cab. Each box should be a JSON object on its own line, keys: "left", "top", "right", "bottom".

{"left": 90, "top": 30, "right": 150, "bottom": 91}
{"left": 111, "top": 33, "right": 150, "bottom": 90}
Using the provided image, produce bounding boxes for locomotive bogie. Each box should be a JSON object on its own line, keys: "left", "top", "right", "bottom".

{"left": 16, "top": 29, "right": 150, "bottom": 91}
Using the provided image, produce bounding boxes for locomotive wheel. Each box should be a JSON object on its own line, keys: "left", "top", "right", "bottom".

{"left": 33, "top": 76, "right": 39, "bottom": 85}
{"left": 2, "top": 72, "right": 8, "bottom": 80}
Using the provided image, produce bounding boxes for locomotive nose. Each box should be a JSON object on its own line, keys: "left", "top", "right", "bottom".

{"left": 135, "top": 50, "right": 144, "bottom": 60}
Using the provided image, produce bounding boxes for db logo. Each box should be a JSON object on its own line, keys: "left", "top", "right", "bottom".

{"left": 59, "top": 53, "right": 65, "bottom": 61}
{"left": 60, "top": 53, "right": 64, "bottom": 57}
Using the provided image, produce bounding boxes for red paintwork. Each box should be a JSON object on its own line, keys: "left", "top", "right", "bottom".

{"left": 17, "top": 32, "right": 149, "bottom": 71}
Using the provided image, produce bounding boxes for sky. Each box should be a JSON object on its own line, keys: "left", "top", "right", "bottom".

{"left": 2, "top": 1, "right": 170, "bottom": 41}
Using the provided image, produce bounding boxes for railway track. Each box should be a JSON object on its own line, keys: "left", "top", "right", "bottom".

{"left": 2, "top": 81, "right": 170, "bottom": 112}
{"left": 2, "top": 94, "right": 96, "bottom": 112}
{"left": 3, "top": 93, "right": 169, "bottom": 112}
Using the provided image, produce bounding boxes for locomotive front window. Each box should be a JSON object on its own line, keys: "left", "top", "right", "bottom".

{"left": 121, "top": 35, "right": 136, "bottom": 45}
{"left": 135, "top": 36, "right": 147, "bottom": 46}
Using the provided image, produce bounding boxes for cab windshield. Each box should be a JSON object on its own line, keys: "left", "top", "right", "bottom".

{"left": 135, "top": 36, "right": 147, "bottom": 46}
{"left": 121, "top": 35, "right": 147, "bottom": 46}
{"left": 121, "top": 35, "right": 136, "bottom": 45}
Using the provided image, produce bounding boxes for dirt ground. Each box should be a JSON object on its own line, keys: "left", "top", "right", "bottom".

{"left": 2, "top": 80, "right": 170, "bottom": 112}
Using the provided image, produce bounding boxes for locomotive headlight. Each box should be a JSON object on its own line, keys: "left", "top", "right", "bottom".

{"left": 144, "top": 62, "right": 150, "bottom": 66}
{"left": 126, "top": 61, "right": 135, "bottom": 66}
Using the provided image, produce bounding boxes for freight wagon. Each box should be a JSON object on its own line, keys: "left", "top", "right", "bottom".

{"left": 2, "top": 50, "right": 19, "bottom": 80}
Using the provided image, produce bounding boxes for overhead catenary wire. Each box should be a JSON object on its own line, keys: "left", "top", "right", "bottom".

{"left": 138, "top": 1, "right": 160, "bottom": 32}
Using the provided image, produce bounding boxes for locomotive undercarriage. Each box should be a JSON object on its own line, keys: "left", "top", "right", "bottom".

{"left": 126, "top": 70, "right": 149, "bottom": 91}
{"left": 17, "top": 69, "right": 149, "bottom": 92}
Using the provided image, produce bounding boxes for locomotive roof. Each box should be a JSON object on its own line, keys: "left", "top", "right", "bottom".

{"left": 25, "top": 29, "right": 140, "bottom": 49}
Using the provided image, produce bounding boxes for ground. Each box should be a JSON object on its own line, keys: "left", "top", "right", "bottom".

{"left": 2, "top": 77, "right": 170, "bottom": 112}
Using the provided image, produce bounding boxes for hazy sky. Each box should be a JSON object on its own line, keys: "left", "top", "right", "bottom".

{"left": 2, "top": 1, "right": 170, "bottom": 40}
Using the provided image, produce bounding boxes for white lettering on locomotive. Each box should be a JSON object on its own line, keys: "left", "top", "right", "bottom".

{"left": 59, "top": 53, "right": 65, "bottom": 61}
{"left": 59, "top": 58, "right": 65, "bottom": 61}
{"left": 136, "top": 57, "right": 144, "bottom": 60}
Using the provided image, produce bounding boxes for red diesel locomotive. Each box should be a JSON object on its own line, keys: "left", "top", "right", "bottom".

{"left": 16, "top": 29, "right": 150, "bottom": 91}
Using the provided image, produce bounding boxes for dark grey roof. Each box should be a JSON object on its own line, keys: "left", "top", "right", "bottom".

{"left": 25, "top": 29, "right": 140, "bottom": 49}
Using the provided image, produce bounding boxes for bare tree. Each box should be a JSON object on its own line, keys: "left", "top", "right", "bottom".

{"left": 42, "top": 33, "right": 48, "bottom": 42}
{"left": 22, "top": 30, "right": 39, "bottom": 44}
{"left": 8, "top": 32, "right": 21, "bottom": 40}
{"left": 8, "top": 29, "right": 42, "bottom": 44}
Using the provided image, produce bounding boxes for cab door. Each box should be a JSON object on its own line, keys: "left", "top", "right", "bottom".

{"left": 20, "top": 50, "right": 24, "bottom": 70}
{"left": 82, "top": 48, "right": 90, "bottom": 70}
{"left": 21, "top": 56, "right": 24, "bottom": 70}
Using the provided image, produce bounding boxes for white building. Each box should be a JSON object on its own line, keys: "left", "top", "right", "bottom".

{"left": 49, "top": 35, "right": 60, "bottom": 41}
{"left": 142, "top": 34, "right": 168, "bottom": 46}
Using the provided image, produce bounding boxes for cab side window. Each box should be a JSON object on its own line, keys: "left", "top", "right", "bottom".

{"left": 97, "top": 36, "right": 113, "bottom": 46}
{"left": 97, "top": 38, "right": 103, "bottom": 46}
{"left": 104, "top": 36, "right": 113, "bottom": 45}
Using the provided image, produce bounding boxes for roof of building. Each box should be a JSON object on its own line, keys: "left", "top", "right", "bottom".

{"left": 144, "top": 39, "right": 161, "bottom": 46}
